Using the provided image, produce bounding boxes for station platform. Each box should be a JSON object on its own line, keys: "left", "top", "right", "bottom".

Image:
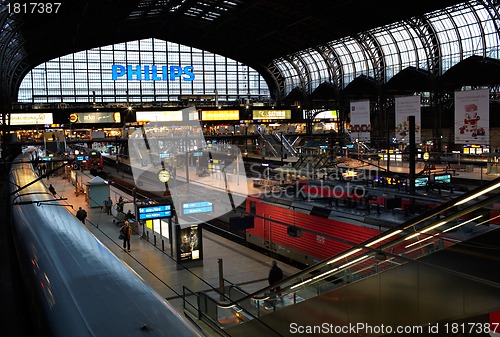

{"left": 42, "top": 174, "right": 301, "bottom": 315}
{"left": 251, "top": 154, "right": 499, "bottom": 183}
{"left": 41, "top": 156, "right": 496, "bottom": 318}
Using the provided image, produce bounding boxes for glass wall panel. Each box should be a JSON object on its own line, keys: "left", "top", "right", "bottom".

{"left": 18, "top": 38, "right": 269, "bottom": 103}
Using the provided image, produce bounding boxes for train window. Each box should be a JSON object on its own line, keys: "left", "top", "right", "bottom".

{"left": 249, "top": 201, "right": 256, "bottom": 215}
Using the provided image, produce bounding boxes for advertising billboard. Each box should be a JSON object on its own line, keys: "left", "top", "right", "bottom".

{"left": 8, "top": 113, "right": 53, "bottom": 125}
{"left": 314, "top": 110, "right": 338, "bottom": 120}
{"left": 201, "top": 110, "right": 240, "bottom": 121}
{"left": 70, "top": 112, "right": 121, "bottom": 123}
{"left": 350, "top": 100, "right": 370, "bottom": 142}
{"left": 395, "top": 96, "right": 421, "bottom": 143}
{"left": 136, "top": 110, "right": 184, "bottom": 122}
{"left": 454, "top": 89, "right": 489, "bottom": 145}
{"left": 252, "top": 109, "right": 291, "bottom": 120}
{"left": 176, "top": 225, "right": 202, "bottom": 262}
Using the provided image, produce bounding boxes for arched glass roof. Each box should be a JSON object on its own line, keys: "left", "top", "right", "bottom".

{"left": 272, "top": 1, "right": 500, "bottom": 96}
{"left": 17, "top": 38, "right": 270, "bottom": 104}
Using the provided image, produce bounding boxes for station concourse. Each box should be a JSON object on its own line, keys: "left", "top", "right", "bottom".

{"left": 2, "top": 1, "right": 500, "bottom": 336}
{"left": 42, "top": 170, "right": 301, "bottom": 313}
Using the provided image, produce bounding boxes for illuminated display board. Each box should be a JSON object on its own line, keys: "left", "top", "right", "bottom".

{"left": 176, "top": 225, "right": 202, "bottom": 262}
{"left": 315, "top": 110, "right": 338, "bottom": 119}
{"left": 252, "top": 109, "right": 291, "bottom": 120}
{"left": 136, "top": 110, "right": 183, "bottom": 122}
{"left": 137, "top": 204, "right": 172, "bottom": 220}
{"left": 70, "top": 112, "right": 121, "bottom": 123}
{"left": 434, "top": 174, "right": 451, "bottom": 184}
{"left": 415, "top": 177, "right": 429, "bottom": 187}
{"left": 8, "top": 113, "right": 53, "bottom": 125}
{"left": 182, "top": 201, "right": 213, "bottom": 215}
{"left": 201, "top": 110, "right": 240, "bottom": 121}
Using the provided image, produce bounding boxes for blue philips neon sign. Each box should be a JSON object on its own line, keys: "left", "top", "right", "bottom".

{"left": 112, "top": 64, "right": 195, "bottom": 81}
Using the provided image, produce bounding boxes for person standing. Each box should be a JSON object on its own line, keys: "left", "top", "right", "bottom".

{"left": 119, "top": 221, "right": 132, "bottom": 252}
{"left": 104, "top": 197, "right": 113, "bottom": 215}
{"left": 48, "top": 184, "right": 57, "bottom": 197}
{"left": 76, "top": 207, "right": 87, "bottom": 224}
{"left": 268, "top": 260, "right": 284, "bottom": 294}
{"left": 117, "top": 196, "right": 124, "bottom": 213}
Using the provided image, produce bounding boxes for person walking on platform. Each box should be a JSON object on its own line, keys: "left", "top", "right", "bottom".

{"left": 76, "top": 207, "right": 87, "bottom": 224}
{"left": 48, "top": 184, "right": 57, "bottom": 197}
{"left": 268, "top": 260, "right": 284, "bottom": 294}
{"left": 119, "top": 221, "right": 132, "bottom": 252}
{"left": 104, "top": 197, "right": 113, "bottom": 215}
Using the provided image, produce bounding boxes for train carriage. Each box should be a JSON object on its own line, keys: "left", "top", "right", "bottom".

{"left": 246, "top": 195, "right": 383, "bottom": 266}
{"left": 9, "top": 150, "right": 202, "bottom": 337}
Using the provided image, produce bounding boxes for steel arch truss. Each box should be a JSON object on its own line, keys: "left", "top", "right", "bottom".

{"left": 269, "top": 1, "right": 500, "bottom": 98}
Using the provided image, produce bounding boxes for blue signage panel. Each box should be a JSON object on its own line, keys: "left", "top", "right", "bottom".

{"left": 137, "top": 204, "right": 172, "bottom": 220}
{"left": 182, "top": 201, "right": 213, "bottom": 215}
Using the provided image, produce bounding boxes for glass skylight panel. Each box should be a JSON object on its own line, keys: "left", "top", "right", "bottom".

{"left": 376, "top": 25, "right": 417, "bottom": 75}
{"left": 347, "top": 42, "right": 370, "bottom": 78}
{"left": 18, "top": 38, "right": 269, "bottom": 103}
{"left": 274, "top": 59, "right": 297, "bottom": 79}
{"left": 274, "top": 59, "right": 301, "bottom": 93}
{"left": 299, "top": 52, "right": 321, "bottom": 82}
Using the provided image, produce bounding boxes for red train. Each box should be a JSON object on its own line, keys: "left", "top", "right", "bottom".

{"left": 75, "top": 149, "right": 104, "bottom": 170}
{"left": 245, "top": 194, "right": 384, "bottom": 266}
{"left": 244, "top": 179, "right": 454, "bottom": 267}
{"left": 86, "top": 149, "right": 104, "bottom": 170}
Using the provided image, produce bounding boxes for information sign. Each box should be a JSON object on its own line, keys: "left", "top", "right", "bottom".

{"left": 182, "top": 201, "right": 213, "bottom": 215}
{"left": 137, "top": 204, "right": 172, "bottom": 220}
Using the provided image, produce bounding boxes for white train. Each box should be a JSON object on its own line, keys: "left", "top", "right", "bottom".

{"left": 9, "top": 150, "right": 204, "bottom": 337}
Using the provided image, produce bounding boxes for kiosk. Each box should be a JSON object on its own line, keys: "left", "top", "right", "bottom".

{"left": 85, "top": 176, "right": 109, "bottom": 208}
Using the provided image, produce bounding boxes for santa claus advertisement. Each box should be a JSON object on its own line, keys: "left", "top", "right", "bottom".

{"left": 454, "top": 89, "right": 489, "bottom": 145}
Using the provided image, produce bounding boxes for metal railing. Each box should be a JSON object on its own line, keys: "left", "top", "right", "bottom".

{"left": 184, "top": 177, "right": 500, "bottom": 330}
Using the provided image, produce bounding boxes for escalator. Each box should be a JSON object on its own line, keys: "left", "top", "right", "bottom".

{"left": 272, "top": 132, "right": 297, "bottom": 158}
{"left": 185, "top": 178, "right": 500, "bottom": 336}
